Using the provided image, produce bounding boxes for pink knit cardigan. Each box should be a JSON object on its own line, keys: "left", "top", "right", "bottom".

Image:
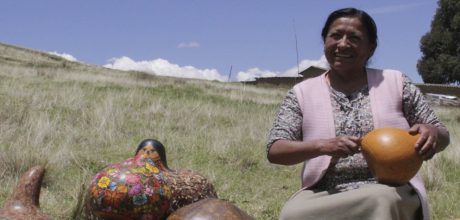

{"left": 292, "top": 68, "right": 429, "bottom": 220}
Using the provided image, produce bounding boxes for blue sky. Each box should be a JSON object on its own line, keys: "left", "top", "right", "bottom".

{"left": 1, "top": 1, "right": 438, "bottom": 82}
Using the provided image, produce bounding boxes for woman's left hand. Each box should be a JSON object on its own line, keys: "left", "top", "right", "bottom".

{"left": 409, "top": 124, "right": 439, "bottom": 160}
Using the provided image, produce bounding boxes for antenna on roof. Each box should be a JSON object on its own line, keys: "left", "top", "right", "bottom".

{"left": 227, "top": 65, "right": 233, "bottom": 82}
{"left": 293, "top": 19, "right": 300, "bottom": 82}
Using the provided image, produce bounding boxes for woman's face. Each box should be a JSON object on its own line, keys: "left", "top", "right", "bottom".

{"left": 324, "top": 16, "right": 375, "bottom": 74}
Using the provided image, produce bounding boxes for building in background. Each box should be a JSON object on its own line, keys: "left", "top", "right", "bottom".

{"left": 245, "top": 66, "right": 460, "bottom": 106}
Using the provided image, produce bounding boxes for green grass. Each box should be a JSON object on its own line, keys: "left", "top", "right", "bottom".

{"left": 0, "top": 43, "right": 458, "bottom": 219}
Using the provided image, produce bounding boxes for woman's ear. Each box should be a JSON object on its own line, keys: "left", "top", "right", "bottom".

{"left": 369, "top": 43, "right": 377, "bottom": 58}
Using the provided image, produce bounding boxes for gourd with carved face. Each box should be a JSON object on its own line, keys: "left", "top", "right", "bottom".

{"left": 85, "top": 139, "right": 217, "bottom": 219}
{"left": 85, "top": 141, "right": 172, "bottom": 220}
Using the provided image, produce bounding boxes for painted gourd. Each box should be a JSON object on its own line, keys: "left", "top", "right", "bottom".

{"left": 85, "top": 149, "right": 172, "bottom": 219}
{"left": 85, "top": 139, "right": 217, "bottom": 219}
{"left": 361, "top": 127, "right": 422, "bottom": 185}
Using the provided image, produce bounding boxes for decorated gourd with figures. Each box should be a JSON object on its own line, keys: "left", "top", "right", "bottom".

{"left": 85, "top": 139, "right": 217, "bottom": 219}
{"left": 361, "top": 127, "right": 423, "bottom": 185}
{"left": 85, "top": 143, "right": 172, "bottom": 219}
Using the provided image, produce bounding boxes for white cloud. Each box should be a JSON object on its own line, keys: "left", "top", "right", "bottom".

{"left": 236, "top": 56, "right": 329, "bottom": 81}
{"left": 104, "top": 56, "right": 227, "bottom": 81}
{"left": 104, "top": 55, "right": 329, "bottom": 82}
{"left": 48, "top": 51, "right": 78, "bottom": 62}
{"left": 177, "top": 41, "right": 200, "bottom": 49}
{"left": 236, "top": 68, "right": 278, "bottom": 82}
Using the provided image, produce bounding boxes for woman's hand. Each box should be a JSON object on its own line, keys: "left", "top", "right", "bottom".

{"left": 318, "top": 136, "right": 361, "bottom": 158}
{"left": 409, "top": 124, "right": 440, "bottom": 160}
{"left": 268, "top": 136, "right": 361, "bottom": 165}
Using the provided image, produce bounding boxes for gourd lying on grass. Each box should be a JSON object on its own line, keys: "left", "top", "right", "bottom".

{"left": 361, "top": 127, "right": 423, "bottom": 185}
{"left": 0, "top": 165, "right": 52, "bottom": 220}
{"left": 85, "top": 139, "right": 217, "bottom": 219}
{"left": 167, "top": 198, "right": 254, "bottom": 220}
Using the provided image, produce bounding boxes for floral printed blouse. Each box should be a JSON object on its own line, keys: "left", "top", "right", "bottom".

{"left": 266, "top": 74, "right": 446, "bottom": 191}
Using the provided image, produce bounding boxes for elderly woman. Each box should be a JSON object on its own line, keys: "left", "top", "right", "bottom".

{"left": 266, "top": 7, "right": 450, "bottom": 220}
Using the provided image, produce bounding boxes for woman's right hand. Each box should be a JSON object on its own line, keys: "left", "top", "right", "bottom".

{"left": 268, "top": 136, "right": 362, "bottom": 165}
{"left": 317, "top": 136, "right": 361, "bottom": 158}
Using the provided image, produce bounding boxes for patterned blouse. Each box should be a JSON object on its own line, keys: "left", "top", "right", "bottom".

{"left": 266, "top": 74, "right": 446, "bottom": 192}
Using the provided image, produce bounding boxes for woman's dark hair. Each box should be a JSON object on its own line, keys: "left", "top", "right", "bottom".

{"left": 321, "top": 7, "right": 378, "bottom": 47}
{"left": 135, "top": 139, "right": 168, "bottom": 167}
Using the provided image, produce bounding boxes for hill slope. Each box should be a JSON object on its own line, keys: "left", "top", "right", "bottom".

{"left": 0, "top": 42, "right": 292, "bottom": 219}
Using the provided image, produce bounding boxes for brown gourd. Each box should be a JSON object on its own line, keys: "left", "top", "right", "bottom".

{"left": 361, "top": 127, "right": 423, "bottom": 185}
{"left": 0, "top": 166, "right": 52, "bottom": 220}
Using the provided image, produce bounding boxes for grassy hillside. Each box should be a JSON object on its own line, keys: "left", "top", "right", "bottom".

{"left": 0, "top": 43, "right": 458, "bottom": 219}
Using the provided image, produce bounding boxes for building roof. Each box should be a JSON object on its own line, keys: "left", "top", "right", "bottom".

{"left": 299, "top": 66, "right": 327, "bottom": 78}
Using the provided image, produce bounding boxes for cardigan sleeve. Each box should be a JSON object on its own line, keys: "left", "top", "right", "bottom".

{"left": 401, "top": 74, "right": 447, "bottom": 130}
{"left": 266, "top": 89, "right": 303, "bottom": 154}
